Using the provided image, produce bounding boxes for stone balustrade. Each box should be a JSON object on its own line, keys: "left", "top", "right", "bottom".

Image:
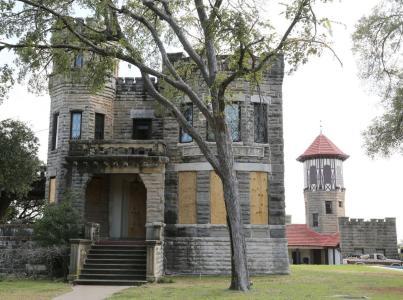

{"left": 69, "top": 140, "right": 167, "bottom": 158}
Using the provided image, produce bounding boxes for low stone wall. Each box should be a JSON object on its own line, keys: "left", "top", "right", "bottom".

{"left": 339, "top": 217, "right": 399, "bottom": 259}
{"left": 0, "top": 224, "right": 33, "bottom": 249}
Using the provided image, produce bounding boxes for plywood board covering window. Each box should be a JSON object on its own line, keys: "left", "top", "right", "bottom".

{"left": 210, "top": 171, "right": 227, "bottom": 224}
{"left": 49, "top": 177, "right": 56, "bottom": 203}
{"left": 250, "top": 172, "right": 268, "bottom": 224}
{"left": 178, "top": 172, "right": 197, "bottom": 224}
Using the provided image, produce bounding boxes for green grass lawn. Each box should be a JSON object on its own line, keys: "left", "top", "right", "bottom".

{"left": 0, "top": 279, "right": 71, "bottom": 300}
{"left": 110, "top": 265, "right": 403, "bottom": 300}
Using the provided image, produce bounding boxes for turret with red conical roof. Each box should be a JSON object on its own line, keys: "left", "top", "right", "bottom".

{"left": 298, "top": 133, "right": 348, "bottom": 234}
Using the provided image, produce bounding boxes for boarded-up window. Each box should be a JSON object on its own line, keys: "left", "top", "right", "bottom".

{"left": 49, "top": 177, "right": 56, "bottom": 203}
{"left": 210, "top": 171, "right": 226, "bottom": 224}
{"left": 178, "top": 172, "right": 197, "bottom": 224}
{"left": 250, "top": 172, "right": 269, "bottom": 224}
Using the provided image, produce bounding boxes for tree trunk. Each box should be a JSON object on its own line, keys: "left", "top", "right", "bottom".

{"left": 213, "top": 118, "right": 250, "bottom": 291}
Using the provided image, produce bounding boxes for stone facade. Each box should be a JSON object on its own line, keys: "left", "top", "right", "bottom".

{"left": 46, "top": 54, "right": 289, "bottom": 277}
{"left": 304, "top": 190, "right": 345, "bottom": 234}
{"left": 339, "top": 217, "right": 399, "bottom": 259}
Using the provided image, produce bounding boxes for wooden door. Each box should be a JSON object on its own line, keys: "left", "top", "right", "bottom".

{"left": 127, "top": 181, "right": 147, "bottom": 239}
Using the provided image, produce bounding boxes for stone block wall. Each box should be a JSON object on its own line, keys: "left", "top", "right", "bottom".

{"left": 339, "top": 217, "right": 399, "bottom": 259}
{"left": 304, "top": 190, "right": 345, "bottom": 234}
{"left": 164, "top": 225, "right": 289, "bottom": 275}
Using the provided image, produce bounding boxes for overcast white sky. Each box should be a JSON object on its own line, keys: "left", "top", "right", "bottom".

{"left": 0, "top": 0, "right": 401, "bottom": 241}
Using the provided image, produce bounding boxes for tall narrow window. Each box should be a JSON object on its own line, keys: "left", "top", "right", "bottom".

{"left": 254, "top": 103, "right": 267, "bottom": 143}
{"left": 250, "top": 172, "right": 269, "bottom": 224}
{"left": 70, "top": 111, "right": 82, "bottom": 140}
{"left": 51, "top": 113, "right": 59, "bottom": 150}
{"left": 312, "top": 213, "right": 319, "bottom": 227}
{"left": 49, "top": 177, "right": 56, "bottom": 203}
{"left": 178, "top": 172, "right": 197, "bottom": 224}
{"left": 325, "top": 201, "right": 333, "bottom": 214}
{"left": 225, "top": 103, "right": 240, "bottom": 142}
{"left": 133, "top": 119, "right": 152, "bottom": 140}
{"left": 74, "top": 53, "right": 84, "bottom": 68}
{"left": 94, "top": 113, "right": 105, "bottom": 140}
{"left": 210, "top": 171, "right": 226, "bottom": 224}
{"left": 179, "top": 104, "right": 193, "bottom": 143}
{"left": 207, "top": 103, "right": 241, "bottom": 142}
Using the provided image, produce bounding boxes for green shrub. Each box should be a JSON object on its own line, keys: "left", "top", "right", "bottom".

{"left": 33, "top": 194, "right": 83, "bottom": 247}
{"left": 32, "top": 193, "right": 83, "bottom": 279}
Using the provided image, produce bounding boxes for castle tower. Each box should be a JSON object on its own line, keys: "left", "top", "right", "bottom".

{"left": 46, "top": 55, "right": 116, "bottom": 204}
{"left": 297, "top": 133, "right": 349, "bottom": 234}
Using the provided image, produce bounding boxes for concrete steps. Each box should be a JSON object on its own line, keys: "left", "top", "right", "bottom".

{"left": 74, "top": 240, "right": 147, "bottom": 286}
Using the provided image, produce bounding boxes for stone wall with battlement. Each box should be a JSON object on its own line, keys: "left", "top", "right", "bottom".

{"left": 339, "top": 217, "right": 398, "bottom": 259}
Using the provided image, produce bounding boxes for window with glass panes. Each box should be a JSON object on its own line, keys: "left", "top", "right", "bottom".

{"left": 254, "top": 103, "right": 267, "bottom": 143}
{"left": 70, "top": 111, "right": 82, "bottom": 140}
{"left": 179, "top": 104, "right": 193, "bottom": 143}
{"left": 207, "top": 103, "right": 240, "bottom": 142}
{"left": 94, "top": 113, "right": 105, "bottom": 140}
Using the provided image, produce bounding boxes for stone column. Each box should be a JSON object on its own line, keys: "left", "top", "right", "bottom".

{"left": 68, "top": 239, "right": 92, "bottom": 281}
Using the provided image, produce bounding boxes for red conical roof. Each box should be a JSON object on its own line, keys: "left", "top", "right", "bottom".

{"left": 297, "top": 133, "right": 349, "bottom": 162}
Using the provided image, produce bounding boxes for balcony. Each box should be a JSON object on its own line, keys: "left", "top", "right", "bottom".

{"left": 67, "top": 140, "right": 168, "bottom": 166}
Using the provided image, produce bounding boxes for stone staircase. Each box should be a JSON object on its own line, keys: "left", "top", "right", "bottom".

{"left": 74, "top": 240, "right": 147, "bottom": 285}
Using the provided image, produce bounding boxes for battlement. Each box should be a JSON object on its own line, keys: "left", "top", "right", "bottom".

{"left": 116, "top": 76, "right": 157, "bottom": 93}
{"left": 339, "top": 217, "right": 396, "bottom": 225}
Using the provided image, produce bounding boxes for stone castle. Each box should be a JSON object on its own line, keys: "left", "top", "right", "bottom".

{"left": 46, "top": 53, "right": 289, "bottom": 284}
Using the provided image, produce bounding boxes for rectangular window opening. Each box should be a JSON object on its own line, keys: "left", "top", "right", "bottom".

{"left": 312, "top": 213, "right": 319, "bottom": 227}
{"left": 338, "top": 201, "right": 343, "bottom": 208}
{"left": 51, "top": 113, "right": 59, "bottom": 150}
{"left": 49, "top": 177, "right": 56, "bottom": 203}
{"left": 70, "top": 111, "right": 82, "bottom": 140}
{"left": 179, "top": 104, "right": 193, "bottom": 143}
{"left": 132, "top": 119, "right": 152, "bottom": 140}
{"left": 207, "top": 103, "right": 241, "bottom": 142}
{"left": 254, "top": 103, "right": 268, "bottom": 143}
{"left": 178, "top": 172, "right": 197, "bottom": 224}
{"left": 94, "top": 113, "right": 105, "bottom": 140}
{"left": 325, "top": 201, "right": 333, "bottom": 214}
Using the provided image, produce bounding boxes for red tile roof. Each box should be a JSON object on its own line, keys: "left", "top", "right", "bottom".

{"left": 286, "top": 224, "right": 340, "bottom": 248}
{"left": 297, "top": 133, "right": 349, "bottom": 162}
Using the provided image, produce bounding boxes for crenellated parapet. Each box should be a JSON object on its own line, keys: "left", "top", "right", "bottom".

{"left": 116, "top": 77, "right": 156, "bottom": 95}
{"left": 339, "top": 217, "right": 396, "bottom": 226}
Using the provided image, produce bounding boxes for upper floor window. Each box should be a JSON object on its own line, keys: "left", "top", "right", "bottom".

{"left": 94, "top": 113, "right": 105, "bottom": 140}
{"left": 70, "top": 111, "right": 82, "bottom": 140}
{"left": 325, "top": 201, "right": 333, "bottom": 214}
{"left": 133, "top": 119, "right": 152, "bottom": 140}
{"left": 180, "top": 104, "right": 193, "bottom": 143}
{"left": 312, "top": 213, "right": 319, "bottom": 227}
{"left": 254, "top": 103, "right": 267, "bottom": 143}
{"left": 207, "top": 103, "right": 240, "bottom": 142}
{"left": 51, "top": 113, "right": 59, "bottom": 150}
{"left": 74, "top": 53, "right": 84, "bottom": 68}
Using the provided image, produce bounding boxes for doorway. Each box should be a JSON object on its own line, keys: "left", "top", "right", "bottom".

{"left": 109, "top": 174, "right": 147, "bottom": 239}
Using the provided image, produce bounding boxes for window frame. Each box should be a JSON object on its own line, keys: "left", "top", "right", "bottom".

{"left": 70, "top": 111, "right": 82, "bottom": 140}
{"left": 49, "top": 177, "right": 56, "bottom": 203}
{"left": 325, "top": 201, "right": 333, "bottom": 214}
{"left": 312, "top": 213, "right": 319, "bottom": 227}
{"left": 179, "top": 104, "right": 193, "bottom": 143}
{"left": 206, "top": 102, "right": 241, "bottom": 142}
{"left": 132, "top": 118, "right": 152, "bottom": 140}
{"left": 253, "top": 102, "right": 268, "bottom": 143}
{"left": 51, "top": 112, "right": 59, "bottom": 150}
{"left": 74, "top": 53, "right": 84, "bottom": 68}
{"left": 94, "top": 113, "right": 105, "bottom": 140}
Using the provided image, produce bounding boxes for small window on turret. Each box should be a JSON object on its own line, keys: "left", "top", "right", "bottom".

{"left": 338, "top": 201, "right": 343, "bottom": 208}
{"left": 70, "top": 111, "right": 82, "bottom": 140}
{"left": 325, "top": 201, "right": 333, "bottom": 214}
{"left": 254, "top": 103, "right": 267, "bottom": 143}
{"left": 94, "top": 113, "right": 105, "bottom": 140}
{"left": 51, "top": 113, "right": 59, "bottom": 150}
{"left": 312, "top": 213, "right": 319, "bottom": 227}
